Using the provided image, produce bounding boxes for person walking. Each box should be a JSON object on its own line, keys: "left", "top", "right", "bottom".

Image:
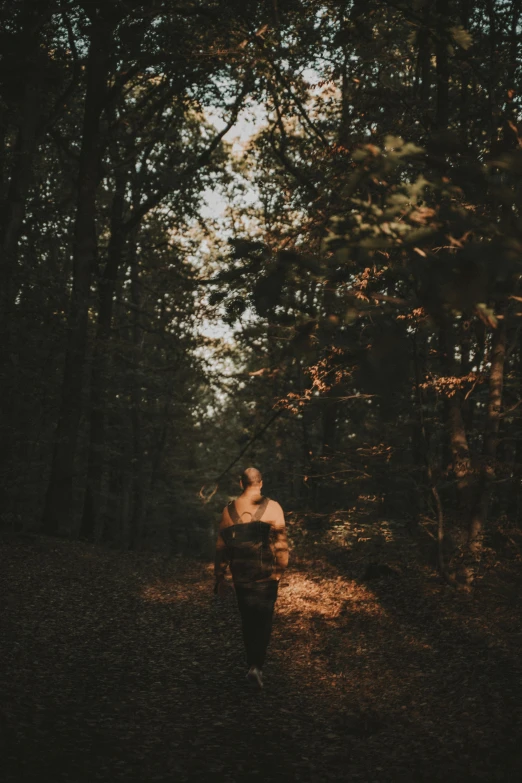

{"left": 214, "top": 467, "right": 289, "bottom": 689}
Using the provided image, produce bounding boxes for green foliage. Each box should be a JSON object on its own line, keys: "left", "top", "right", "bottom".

{"left": 4, "top": 0, "right": 522, "bottom": 579}
{"left": 197, "top": 0, "right": 522, "bottom": 584}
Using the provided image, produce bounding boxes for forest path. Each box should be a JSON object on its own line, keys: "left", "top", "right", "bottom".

{"left": 2, "top": 535, "right": 522, "bottom": 783}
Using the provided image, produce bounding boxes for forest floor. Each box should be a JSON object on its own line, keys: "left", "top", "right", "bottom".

{"left": 2, "top": 532, "right": 522, "bottom": 783}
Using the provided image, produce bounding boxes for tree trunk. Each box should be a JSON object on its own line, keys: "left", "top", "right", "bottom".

{"left": 485, "top": 0, "right": 500, "bottom": 153}
{"left": 321, "top": 393, "right": 338, "bottom": 453}
{"left": 465, "top": 321, "right": 506, "bottom": 581}
{"left": 321, "top": 282, "right": 339, "bottom": 455}
{"left": 0, "top": 9, "right": 44, "bottom": 315}
{"left": 460, "top": 317, "right": 476, "bottom": 435}
{"left": 0, "top": 12, "right": 46, "bottom": 523}
{"left": 338, "top": 3, "right": 352, "bottom": 150}
{"left": 417, "top": 3, "right": 431, "bottom": 104}
{"left": 440, "top": 321, "right": 473, "bottom": 567}
{"left": 506, "top": 1, "right": 522, "bottom": 149}
{"left": 42, "top": 18, "right": 111, "bottom": 536}
{"left": 0, "top": 80, "right": 41, "bottom": 312}
{"left": 79, "top": 168, "right": 127, "bottom": 542}
{"left": 512, "top": 329, "right": 522, "bottom": 517}
{"left": 129, "top": 248, "right": 146, "bottom": 550}
{"left": 149, "top": 398, "right": 171, "bottom": 498}
{"left": 435, "top": 0, "right": 450, "bottom": 130}
{"left": 458, "top": 0, "right": 471, "bottom": 147}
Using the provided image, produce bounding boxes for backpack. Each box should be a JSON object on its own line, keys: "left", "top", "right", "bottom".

{"left": 221, "top": 496, "right": 276, "bottom": 583}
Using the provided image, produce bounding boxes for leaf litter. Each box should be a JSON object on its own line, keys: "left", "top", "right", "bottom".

{"left": 1, "top": 533, "right": 522, "bottom": 782}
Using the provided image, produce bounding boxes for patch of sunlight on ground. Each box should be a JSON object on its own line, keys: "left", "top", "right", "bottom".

{"left": 279, "top": 573, "right": 385, "bottom": 620}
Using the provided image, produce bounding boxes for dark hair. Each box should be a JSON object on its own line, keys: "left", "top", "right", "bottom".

{"left": 240, "top": 467, "right": 263, "bottom": 487}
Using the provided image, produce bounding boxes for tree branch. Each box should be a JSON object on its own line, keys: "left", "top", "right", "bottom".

{"left": 123, "top": 71, "right": 252, "bottom": 232}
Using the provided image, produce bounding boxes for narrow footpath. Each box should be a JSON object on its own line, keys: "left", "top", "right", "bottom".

{"left": 1, "top": 535, "right": 522, "bottom": 782}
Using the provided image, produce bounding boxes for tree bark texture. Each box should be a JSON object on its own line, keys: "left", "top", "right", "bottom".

{"left": 435, "top": 0, "right": 450, "bottom": 130}
{"left": 79, "top": 168, "right": 127, "bottom": 542}
{"left": 129, "top": 247, "right": 146, "bottom": 550}
{"left": 440, "top": 323, "right": 474, "bottom": 538}
{"left": 0, "top": 10, "right": 45, "bottom": 316}
{"left": 458, "top": 0, "right": 471, "bottom": 147}
{"left": 466, "top": 321, "right": 506, "bottom": 572}
{"left": 513, "top": 330, "right": 522, "bottom": 515}
{"left": 42, "top": 18, "right": 111, "bottom": 535}
{"left": 417, "top": 3, "right": 431, "bottom": 104}
{"left": 338, "top": 3, "right": 352, "bottom": 150}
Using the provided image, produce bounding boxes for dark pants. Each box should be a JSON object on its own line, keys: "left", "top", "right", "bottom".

{"left": 235, "top": 580, "right": 279, "bottom": 669}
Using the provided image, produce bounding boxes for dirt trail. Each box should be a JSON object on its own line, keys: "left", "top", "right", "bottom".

{"left": 1, "top": 535, "right": 522, "bottom": 782}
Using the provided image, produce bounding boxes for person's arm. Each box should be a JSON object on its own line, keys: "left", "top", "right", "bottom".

{"left": 272, "top": 503, "right": 289, "bottom": 575}
{"left": 214, "top": 508, "right": 230, "bottom": 592}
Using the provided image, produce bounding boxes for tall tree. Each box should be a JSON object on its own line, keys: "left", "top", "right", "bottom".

{"left": 42, "top": 5, "right": 116, "bottom": 534}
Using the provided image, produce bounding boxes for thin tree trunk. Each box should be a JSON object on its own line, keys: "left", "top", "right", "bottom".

{"left": 0, "top": 1, "right": 79, "bottom": 315}
{"left": 0, "top": 79, "right": 41, "bottom": 311}
{"left": 440, "top": 321, "right": 474, "bottom": 568}
{"left": 0, "top": 9, "right": 44, "bottom": 315}
{"left": 458, "top": 0, "right": 471, "bottom": 148}
{"left": 80, "top": 168, "right": 127, "bottom": 541}
{"left": 435, "top": 0, "right": 450, "bottom": 130}
{"left": 338, "top": 2, "right": 352, "bottom": 150}
{"left": 465, "top": 321, "right": 506, "bottom": 582}
{"left": 513, "top": 330, "right": 522, "bottom": 514}
{"left": 42, "top": 18, "right": 111, "bottom": 536}
{"left": 339, "top": 56, "right": 352, "bottom": 150}
{"left": 485, "top": 0, "right": 499, "bottom": 153}
{"left": 417, "top": 3, "right": 431, "bottom": 104}
{"left": 321, "top": 394, "right": 338, "bottom": 452}
{"left": 129, "top": 247, "right": 146, "bottom": 550}
{"left": 321, "top": 283, "right": 339, "bottom": 454}
{"left": 502, "top": 0, "right": 522, "bottom": 149}
{"left": 0, "top": 13, "right": 46, "bottom": 524}
{"left": 460, "top": 317, "right": 475, "bottom": 434}
{"left": 447, "top": 389, "right": 473, "bottom": 511}
{"left": 413, "top": 329, "right": 456, "bottom": 583}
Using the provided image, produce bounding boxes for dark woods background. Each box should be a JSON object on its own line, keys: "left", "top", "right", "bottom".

{"left": 3, "top": 0, "right": 522, "bottom": 588}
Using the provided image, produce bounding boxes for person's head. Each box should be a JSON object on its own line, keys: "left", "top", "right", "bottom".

{"left": 239, "top": 466, "right": 263, "bottom": 492}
